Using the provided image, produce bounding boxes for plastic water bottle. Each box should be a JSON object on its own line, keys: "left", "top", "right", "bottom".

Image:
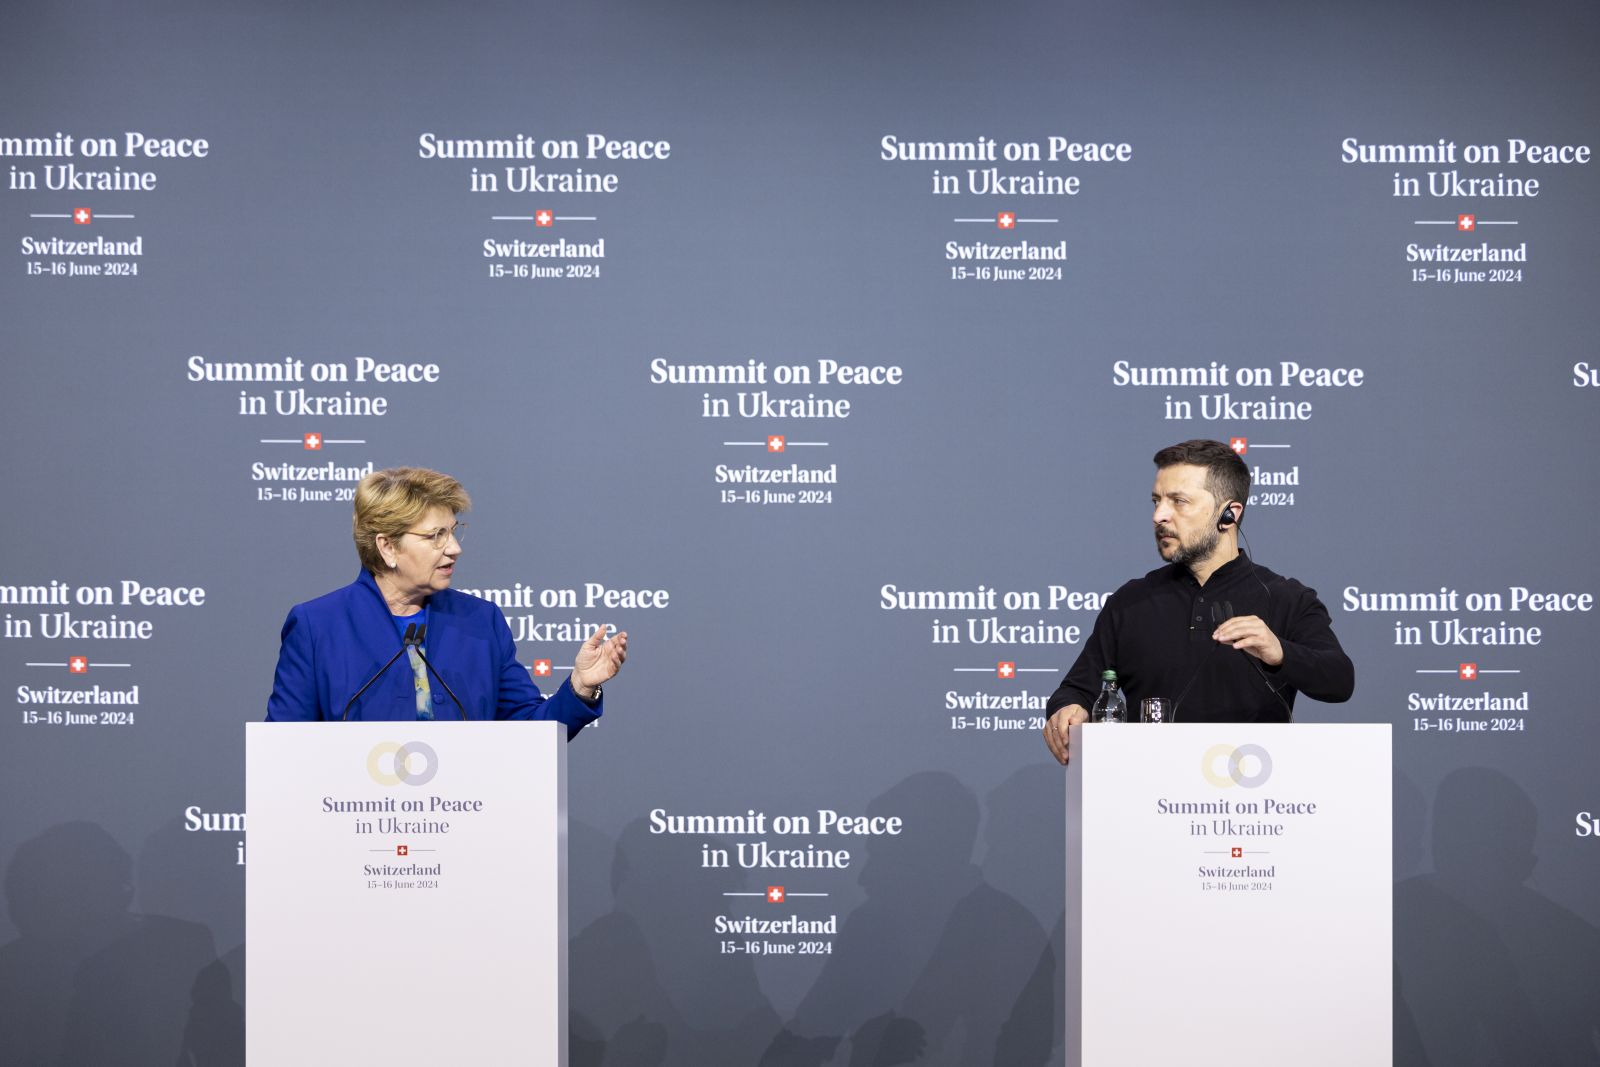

{"left": 1090, "top": 670, "right": 1127, "bottom": 723}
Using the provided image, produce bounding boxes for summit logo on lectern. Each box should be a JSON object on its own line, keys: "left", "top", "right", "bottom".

{"left": 1201, "top": 744, "right": 1273, "bottom": 789}
{"left": 367, "top": 740, "right": 439, "bottom": 786}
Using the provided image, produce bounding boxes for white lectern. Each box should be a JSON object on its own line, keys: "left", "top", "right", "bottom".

{"left": 246, "top": 722, "right": 566, "bottom": 1066}
{"left": 1063, "top": 723, "right": 1391, "bottom": 1067}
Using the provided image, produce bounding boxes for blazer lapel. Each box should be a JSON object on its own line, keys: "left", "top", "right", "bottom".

{"left": 352, "top": 571, "right": 410, "bottom": 717}
{"left": 422, "top": 590, "right": 463, "bottom": 718}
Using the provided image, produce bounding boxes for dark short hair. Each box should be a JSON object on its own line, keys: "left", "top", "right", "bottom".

{"left": 1153, "top": 440, "right": 1251, "bottom": 516}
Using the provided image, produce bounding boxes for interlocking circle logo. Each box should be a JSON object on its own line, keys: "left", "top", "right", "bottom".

{"left": 367, "top": 740, "right": 439, "bottom": 787}
{"left": 1200, "top": 743, "right": 1272, "bottom": 789}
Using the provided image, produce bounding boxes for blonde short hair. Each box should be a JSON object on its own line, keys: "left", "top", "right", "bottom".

{"left": 353, "top": 467, "right": 471, "bottom": 573}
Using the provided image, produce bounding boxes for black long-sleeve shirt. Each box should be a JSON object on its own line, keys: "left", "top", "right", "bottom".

{"left": 1045, "top": 553, "right": 1354, "bottom": 723}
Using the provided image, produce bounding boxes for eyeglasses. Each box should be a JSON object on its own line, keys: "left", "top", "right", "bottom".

{"left": 402, "top": 523, "right": 466, "bottom": 549}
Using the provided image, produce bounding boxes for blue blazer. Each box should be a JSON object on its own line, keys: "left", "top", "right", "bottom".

{"left": 265, "top": 571, "right": 601, "bottom": 737}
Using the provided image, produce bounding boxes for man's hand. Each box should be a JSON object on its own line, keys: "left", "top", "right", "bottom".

{"left": 1211, "top": 614, "right": 1283, "bottom": 666}
{"left": 571, "top": 626, "right": 628, "bottom": 699}
{"left": 1042, "top": 704, "right": 1089, "bottom": 765}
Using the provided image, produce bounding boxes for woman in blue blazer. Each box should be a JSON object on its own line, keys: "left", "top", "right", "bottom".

{"left": 266, "top": 467, "right": 626, "bottom": 733}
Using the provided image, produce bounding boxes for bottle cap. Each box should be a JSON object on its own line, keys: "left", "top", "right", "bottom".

{"left": 1101, "top": 669, "right": 1117, "bottom": 682}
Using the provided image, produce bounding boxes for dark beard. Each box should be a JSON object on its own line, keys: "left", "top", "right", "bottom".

{"left": 1162, "top": 526, "right": 1220, "bottom": 568}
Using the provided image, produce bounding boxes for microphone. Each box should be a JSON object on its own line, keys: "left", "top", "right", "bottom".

{"left": 407, "top": 624, "right": 468, "bottom": 720}
{"left": 1171, "top": 601, "right": 1232, "bottom": 722}
{"left": 342, "top": 622, "right": 419, "bottom": 721}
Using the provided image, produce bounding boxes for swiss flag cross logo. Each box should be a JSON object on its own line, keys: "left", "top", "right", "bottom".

{"left": 74, "top": 208, "right": 92, "bottom": 225}
{"left": 535, "top": 209, "right": 554, "bottom": 228}
{"left": 532, "top": 659, "right": 553, "bottom": 678}
{"left": 1459, "top": 662, "right": 1477, "bottom": 680}
{"left": 767, "top": 886, "right": 785, "bottom": 903}
{"left": 69, "top": 656, "right": 88, "bottom": 674}
{"left": 1229, "top": 437, "right": 1248, "bottom": 455}
{"left": 1457, "top": 214, "right": 1476, "bottom": 232}
{"left": 997, "top": 661, "right": 1016, "bottom": 679}
{"left": 396, "top": 845, "right": 409, "bottom": 856}
{"left": 1231, "top": 847, "right": 1243, "bottom": 859}
{"left": 767, "top": 435, "right": 786, "bottom": 453}
{"left": 303, "top": 433, "right": 322, "bottom": 450}
{"left": 997, "top": 211, "right": 1016, "bottom": 229}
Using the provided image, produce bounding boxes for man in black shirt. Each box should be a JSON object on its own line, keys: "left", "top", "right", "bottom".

{"left": 1041, "top": 440, "right": 1354, "bottom": 764}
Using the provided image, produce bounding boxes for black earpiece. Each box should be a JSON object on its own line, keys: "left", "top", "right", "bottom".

{"left": 1217, "top": 505, "right": 1239, "bottom": 530}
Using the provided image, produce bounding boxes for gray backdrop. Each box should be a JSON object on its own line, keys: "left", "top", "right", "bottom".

{"left": 2, "top": 0, "right": 1597, "bottom": 1063}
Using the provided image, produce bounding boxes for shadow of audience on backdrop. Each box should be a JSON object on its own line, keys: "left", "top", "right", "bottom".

{"left": 762, "top": 770, "right": 1044, "bottom": 1067}
{"left": 983, "top": 763, "right": 1066, "bottom": 1067}
{"left": 1396, "top": 766, "right": 1600, "bottom": 1067}
{"left": 1391, "top": 769, "right": 1432, "bottom": 1067}
{"left": 572, "top": 817, "right": 779, "bottom": 1067}
{"left": 0, "top": 821, "right": 217, "bottom": 1065}
{"left": 177, "top": 941, "right": 245, "bottom": 1066}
